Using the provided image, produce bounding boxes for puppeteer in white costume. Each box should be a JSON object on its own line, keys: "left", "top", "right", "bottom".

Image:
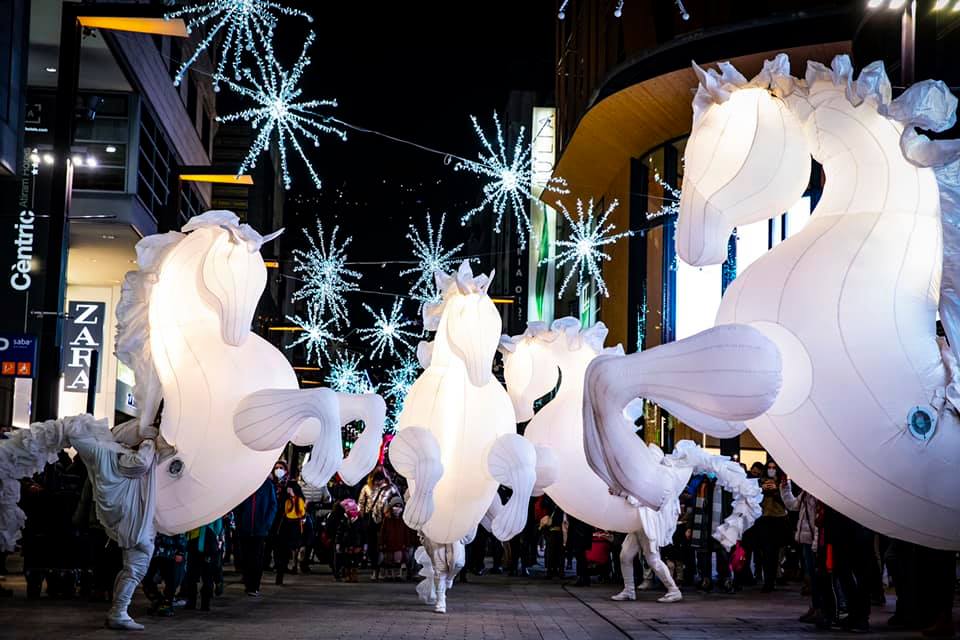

{"left": 583, "top": 53, "right": 960, "bottom": 550}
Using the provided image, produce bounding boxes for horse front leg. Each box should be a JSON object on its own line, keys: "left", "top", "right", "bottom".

{"left": 388, "top": 426, "right": 443, "bottom": 531}
{"left": 485, "top": 433, "right": 537, "bottom": 541}
{"left": 333, "top": 392, "right": 386, "bottom": 485}
{"left": 233, "top": 388, "right": 342, "bottom": 484}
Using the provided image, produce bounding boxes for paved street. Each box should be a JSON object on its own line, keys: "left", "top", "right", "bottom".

{"left": 0, "top": 560, "right": 955, "bottom": 640}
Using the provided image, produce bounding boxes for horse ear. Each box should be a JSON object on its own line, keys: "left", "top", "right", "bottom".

{"left": 482, "top": 270, "right": 495, "bottom": 294}
{"left": 262, "top": 228, "right": 285, "bottom": 244}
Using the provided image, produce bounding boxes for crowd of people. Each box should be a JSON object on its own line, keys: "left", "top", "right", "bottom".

{"left": 1, "top": 442, "right": 956, "bottom": 637}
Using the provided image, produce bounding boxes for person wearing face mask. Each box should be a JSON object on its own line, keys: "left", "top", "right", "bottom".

{"left": 358, "top": 467, "right": 398, "bottom": 581}
{"left": 755, "top": 461, "right": 789, "bottom": 592}
{"left": 267, "top": 461, "right": 289, "bottom": 572}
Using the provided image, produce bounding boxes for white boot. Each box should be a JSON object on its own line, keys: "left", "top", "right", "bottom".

{"left": 105, "top": 613, "right": 145, "bottom": 631}
{"left": 657, "top": 588, "right": 682, "bottom": 603}
{"left": 611, "top": 586, "right": 637, "bottom": 601}
{"left": 611, "top": 576, "right": 637, "bottom": 601}
{"left": 434, "top": 581, "right": 447, "bottom": 614}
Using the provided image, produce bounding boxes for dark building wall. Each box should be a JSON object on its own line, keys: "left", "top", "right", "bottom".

{"left": 0, "top": 0, "right": 30, "bottom": 176}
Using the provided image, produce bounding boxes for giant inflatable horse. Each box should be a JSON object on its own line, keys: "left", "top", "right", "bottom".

{"left": 389, "top": 261, "right": 539, "bottom": 613}
{"left": 116, "top": 210, "right": 385, "bottom": 534}
{"left": 585, "top": 54, "right": 960, "bottom": 549}
{"left": 501, "top": 318, "right": 762, "bottom": 603}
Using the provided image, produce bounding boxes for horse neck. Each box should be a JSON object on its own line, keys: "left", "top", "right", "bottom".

{"left": 428, "top": 311, "right": 462, "bottom": 373}
{"left": 550, "top": 345, "right": 592, "bottom": 401}
{"left": 786, "top": 89, "right": 939, "bottom": 219}
{"left": 155, "top": 237, "right": 220, "bottom": 337}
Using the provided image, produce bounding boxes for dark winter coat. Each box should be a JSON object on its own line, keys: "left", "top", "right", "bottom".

{"left": 235, "top": 479, "right": 278, "bottom": 537}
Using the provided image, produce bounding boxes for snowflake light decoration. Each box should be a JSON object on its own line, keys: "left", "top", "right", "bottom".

{"left": 548, "top": 198, "right": 632, "bottom": 299}
{"left": 383, "top": 356, "right": 419, "bottom": 431}
{"left": 456, "top": 112, "right": 567, "bottom": 249}
{"left": 400, "top": 212, "right": 466, "bottom": 301}
{"left": 285, "top": 305, "right": 336, "bottom": 365}
{"left": 558, "top": 0, "right": 689, "bottom": 20}
{"left": 215, "top": 32, "right": 346, "bottom": 190}
{"left": 646, "top": 172, "right": 682, "bottom": 221}
{"left": 291, "top": 222, "right": 361, "bottom": 330}
{"left": 165, "top": 0, "right": 313, "bottom": 91}
{"left": 325, "top": 353, "right": 376, "bottom": 395}
{"left": 357, "top": 300, "right": 420, "bottom": 360}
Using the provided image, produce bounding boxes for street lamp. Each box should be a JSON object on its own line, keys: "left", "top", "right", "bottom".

{"left": 865, "top": 0, "right": 956, "bottom": 85}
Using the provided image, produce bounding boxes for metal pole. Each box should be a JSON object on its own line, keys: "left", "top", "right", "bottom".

{"left": 34, "top": 4, "right": 81, "bottom": 421}
{"left": 85, "top": 349, "right": 99, "bottom": 414}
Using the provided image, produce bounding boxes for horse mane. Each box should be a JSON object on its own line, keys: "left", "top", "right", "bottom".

{"left": 499, "top": 317, "right": 623, "bottom": 357}
{"left": 115, "top": 210, "right": 284, "bottom": 430}
{"left": 422, "top": 260, "right": 494, "bottom": 331}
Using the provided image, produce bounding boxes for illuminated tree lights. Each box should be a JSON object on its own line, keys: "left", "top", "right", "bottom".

{"left": 286, "top": 305, "right": 336, "bottom": 365}
{"left": 456, "top": 112, "right": 567, "bottom": 249}
{"left": 165, "top": 0, "right": 313, "bottom": 91}
{"left": 383, "top": 356, "right": 419, "bottom": 429}
{"left": 215, "top": 32, "right": 346, "bottom": 190}
{"left": 549, "top": 198, "right": 632, "bottom": 299}
{"left": 291, "top": 221, "right": 361, "bottom": 330}
{"left": 400, "top": 212, "right": 466, "bottom": 303}
{"left": 357, "top": 300, "right": 420, "bottom": 360}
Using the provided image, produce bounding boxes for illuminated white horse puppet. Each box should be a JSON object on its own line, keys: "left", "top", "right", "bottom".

{"left": 117, "top": 210, "right": 385, "bottom": 535}
{"left": 389, "top": 261, "right": 541, "bottom": 613}
{"left": 501, "top": 318, "right": 762, "bottom": 603}
{"left": 586, "top": 54, "right": 960, "bottom": 549}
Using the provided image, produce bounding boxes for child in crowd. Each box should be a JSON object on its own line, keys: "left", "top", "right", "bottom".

{"left": 335, "top": 499, "right": 364, "bottom": 583}
{"left": 142, "top": 533, "right": 188, "bottom": 616}
{"left": 379, "top": 497, "right": 416, "bottom": 581}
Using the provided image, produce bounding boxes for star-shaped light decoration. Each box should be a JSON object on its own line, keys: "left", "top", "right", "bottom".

{"left": 548, "top": 198, "right": 632, "bottom": 298}
{"left": 285, "top": 305, "right": 336, "bottom": 365}
{"left": 215, "top": 32, "right": 346, "bottom": 190}
{"left": 165, "top": 0, "right": 313, "bottom": 91}
{"left": 325, "top": 353, "right": 376, "bottom": 395}
{"left": 291, "top": 221, "right": 361, "bottom": 330}
{"left": 357, "top": 300, "right": 420, "bottom": 360}
{"left": 558, "top": 0, "right": 689, "bottom": 20}
{"left": 400, "top": 212, "right": 467, "bottom": 304}
{"left": 456, "top": 112, "right": 568, "bottom": 249}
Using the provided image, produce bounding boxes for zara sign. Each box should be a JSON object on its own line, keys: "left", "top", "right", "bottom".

{"left": 62, "top": 301, "right": 105, "bottom": 393}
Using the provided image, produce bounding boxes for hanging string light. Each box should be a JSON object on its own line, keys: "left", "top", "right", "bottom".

{"left": 291, "top": 221, "right": 361, "bottom": 330}
{"left": 456, "top": 112, "right": 568, "bottom": 249}
{"left": 285, "top": 305, "right": 336, "bottom": 365}
{"left": 357, "top": 300, "right": 420, "bottom": 360}
{"left": 558, "top": 0, "right": 689, "bottom": 21}
{"left": 215, "top": 32, "right": 346, "bottom": 190}
{"left": 165, "top": 0, "right": 313, "bottom": 91}
{"left": 400, "top": 212, "right": 468, "bottom": 305}
{"left": 325, "top": 353, "right": 376, "bottom": 394}
{"left": 548, "top": 198, "right": 632, "bottom": 298}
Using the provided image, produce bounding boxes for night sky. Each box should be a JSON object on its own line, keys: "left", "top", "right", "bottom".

{"left": 266, "top": 2, "right": 557, "bottom": 375}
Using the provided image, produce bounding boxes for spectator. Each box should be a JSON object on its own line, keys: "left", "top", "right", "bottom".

{"left": 379, "top": 496, "right": 416, "bottom": 581}
{"left": 235, "top": 476, "right": 278, "bottom": 597}
{"left": 276, "top": 481, "right": 307, "bottom": 585}
{"left": 142, "top": 533, "right": 187, "bottom": 616}
{"left": 358, "top": 467, "right": 398, "bottom": 581}
{"left": 336, "top": 499, "right": 364, "bottom": 583}
{"left": 181, "top": 518, "right": 224, "bottom": 611}
{"left": 756, "top": 461, "right": 789, "bottom": 592}
{"left": 780, "top": 475, "right": 819, "bottom": 622}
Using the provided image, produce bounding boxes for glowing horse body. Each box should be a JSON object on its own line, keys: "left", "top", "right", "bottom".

{"left": 117, "top": 211, "right": 384, "bottom": 535}
{"left": 586, "top": 55, "right": 960, "bottom": 548}
{"left": 503, "top": 318, "right": 762, "bottom": 602}
{"left": 389, "top": 262, "right": 538, "bottom": 613}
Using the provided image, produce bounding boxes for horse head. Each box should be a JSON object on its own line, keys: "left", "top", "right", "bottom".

{"left": 499, "top": 323, "right": 561, "bottom": 421}
{"left": 677, "top": 55, "right": 810, "bottom": 266}
{"left": 183, "top": 211, "right": 283, "bottom": 346}
{"left": 425, "top": 261, "right": 500, "bottom": 387}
